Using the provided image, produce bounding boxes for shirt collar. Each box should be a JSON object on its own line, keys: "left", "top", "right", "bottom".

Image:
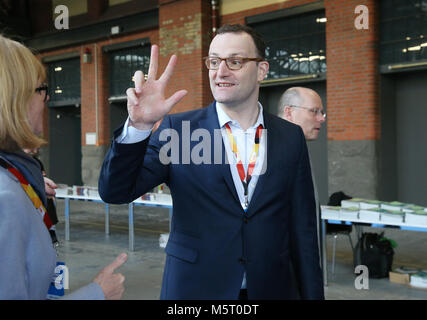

{"left": 216, "top": 102, "right": 264, "bottom": 130}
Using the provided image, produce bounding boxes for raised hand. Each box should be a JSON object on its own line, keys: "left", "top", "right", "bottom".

{"left": 126, "top": 45, "right": 188, "bottom": 130}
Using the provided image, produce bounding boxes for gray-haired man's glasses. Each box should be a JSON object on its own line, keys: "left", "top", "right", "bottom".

{"left": 289, "top": 105, "right": 326, "bottom": 119}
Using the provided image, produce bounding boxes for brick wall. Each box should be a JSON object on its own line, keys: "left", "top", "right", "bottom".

{"left": 37, "top": 29, "right": 158, "bottom": 147}
{"left": 158, "top": 0, "right": 213, "bottom": 114}
{"left": 221, "top": 0, "right": 380, "bottom": 141}
{"left": 325, "top": 0, "right": 379, "bottom": 140}
{"left": 220, "top": 0, "right": 314, "bottom": 25}
{"left": 37, "top": 0, "right": 380, "bottom": 147}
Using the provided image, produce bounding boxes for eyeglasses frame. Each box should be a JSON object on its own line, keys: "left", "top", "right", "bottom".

{"left": 35, "top": 84, "right": 49, "bottom": 102}
{"left": 203, "top": 56, "right": 264, "bottom": 70}
{"left": 288, "top": 105, "right": 326, "bottom": 119}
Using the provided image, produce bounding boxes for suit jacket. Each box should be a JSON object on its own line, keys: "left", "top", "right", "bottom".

{"left": 98, "top": 102, "right": 324, "bottom": 300}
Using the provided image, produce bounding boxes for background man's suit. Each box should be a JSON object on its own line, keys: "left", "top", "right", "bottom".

{"left": 98, "top": 102, "right": 324, "bottom": 300}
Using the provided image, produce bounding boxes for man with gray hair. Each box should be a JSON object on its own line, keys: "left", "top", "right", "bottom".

{"left": 278, "top": 87, "right": 325, "bottom": 141}
{"left": 278, "top": 87, "right": 326, "bottom": 266}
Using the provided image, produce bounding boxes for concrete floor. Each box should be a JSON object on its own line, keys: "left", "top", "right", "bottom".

{"left": 53, "top": 199, "right": 427, "bottom": 300}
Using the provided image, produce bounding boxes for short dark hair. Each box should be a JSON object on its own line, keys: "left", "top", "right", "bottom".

{"left": 216, "top": 24, "right": 266, "bottom": 60}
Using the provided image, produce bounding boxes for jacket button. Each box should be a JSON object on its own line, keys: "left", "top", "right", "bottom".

{"left": 238, "top": 257, "right": 246, "bottom": 264}
{"left": 243, "top": 217, "right": 249, "bottom": 224}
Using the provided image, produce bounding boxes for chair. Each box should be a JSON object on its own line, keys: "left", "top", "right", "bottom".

{"left": 326, "top": 191, "right": 354, "bottom": 275}
{"left": 326, "top": 223, "right": 354, "bottom": 275}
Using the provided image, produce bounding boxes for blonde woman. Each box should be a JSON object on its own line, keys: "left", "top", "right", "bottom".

{"left": 0, "top": 34, "right": 127, "bottom": 300}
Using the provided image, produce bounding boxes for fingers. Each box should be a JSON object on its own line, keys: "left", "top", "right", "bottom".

{"left": 44, "top": 177, "right": 57, "bottom": 189}
{"left": 147, "top": 44, "right": 159, "bottom": 81}
{"left": 44, "top": 177, "right": 57, "bottom": 196}
{"left": 159, "top": 54, "right": 178, "bottom": 84}
{"left": 165, "top": 90, "right": 188, "bottom": 109}
{"left": 133, "top": 71, "right": 145, "bottom": 94}
{"left": 104, "top": 253, "right": 128, "bottom": 274}
{"left": 109, "top": 273, "right": 125, "bottom": 300}
{"left": 126, "top": 87, "right": 139, "bottom": 106}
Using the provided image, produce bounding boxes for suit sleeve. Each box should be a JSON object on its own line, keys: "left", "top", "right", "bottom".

{"left": 289, "top": 129, "right": 324, "bottom": 299}
{"left": 98, "top": 116, "right": 172, "bottom": 204}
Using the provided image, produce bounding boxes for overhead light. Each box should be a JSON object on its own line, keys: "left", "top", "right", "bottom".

{"left": 408, "top": 45, "right": 421, "bottom": 51}
{"left": 406, "top": 37, "right": 411, "bottom": 40}
{"left": 316, "top": 17, "right": 327, "bottom": 23}
{"left": 111, "top": 26, "right": 120, "bottom": 35}
{"left": 54, "top": 67, "right": 62, "bottom": 72}
{"left": 421, "top": 42, "right": 427, "bottom": 47}
{"left": 320, "top": 56, "right": 326, "bottom": 60}
{"left": 55, "top": 89, "right": 63, "bottom": 94}
{"left": 299, "top": 57, "right": 309, "bottom": 62}
{"left": 402, "top": 48, "right": 407, "bottom": 53}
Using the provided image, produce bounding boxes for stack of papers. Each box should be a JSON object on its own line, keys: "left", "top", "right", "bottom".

{"left": 359, "top": 199, "right": 381, "bottom": 210}
{"left": 380, "top": 209, "right": 405, "bottom": 223}
{"left": 410, "top": 271, "right": 427, "bottom": 289}
{"left": 402, "top": 204, "right": 424, "bottom": 213}
{"left": 341, "top": 198, "right": 363, "bottom": 208}
{"left": 321, "top": 206, "right": 341, "bottom": 219}
{"left": 359, "top": 207, "right": 383, "bottom": 222}
{"left": 381, "top": 201, "right": 404, "bottom": 211}
{"left": 405, "top": 210, "right": 427, "bottom": 225}
{"left": 340, "top": 207, "right": 359, "bottom": 219}
{"left": 55, "top": 187, "right": 72, "bottom": 196}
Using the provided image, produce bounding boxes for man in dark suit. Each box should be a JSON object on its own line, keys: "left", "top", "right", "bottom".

{"left": 98, "top": 24, "right": 324, "bottom": 300}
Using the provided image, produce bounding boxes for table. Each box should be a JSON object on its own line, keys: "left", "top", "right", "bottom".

{"left": 55, "top": 190, "right": 172, "bottom": 252}
{"left": 321, "top": 206, "right": 427, "bottom": 286}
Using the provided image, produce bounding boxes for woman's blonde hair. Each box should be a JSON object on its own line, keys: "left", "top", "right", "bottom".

{"left": 0, "top": 34, "right": 46, "bottom": 151}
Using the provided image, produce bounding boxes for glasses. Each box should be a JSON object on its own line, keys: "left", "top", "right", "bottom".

{"left": 204, "top": 56, "right": 263, "bottom": 70}
{"left": 35, "top": 84, "right": 49, "bottom": 102}
{"left": 289, "top": 105, "right": 326, "bottom": 119}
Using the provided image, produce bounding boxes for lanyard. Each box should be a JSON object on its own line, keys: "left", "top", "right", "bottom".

{"left": 224, "top": 123, "right": 263, "bottom": 210}
{"left": 0, "top": 156, "right": 52, "bottom": 231}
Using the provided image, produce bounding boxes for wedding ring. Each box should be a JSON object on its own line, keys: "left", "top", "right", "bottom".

{"left": 131, "top": 74, "right": 148, "bottom": 82}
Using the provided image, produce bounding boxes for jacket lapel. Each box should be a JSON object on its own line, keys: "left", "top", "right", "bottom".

{"left": 197, "top": 103, "right": 241, "bottom": 206}
{"left": 246, "top": 111, "right": 274, "bottom": 216}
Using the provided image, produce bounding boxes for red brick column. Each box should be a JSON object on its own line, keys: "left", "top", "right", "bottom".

{"left": 158, "top": 0, "right": 213, "bottom": 113}
{"left": 80, "top": 45, "right": 96, "bottom": 146}
{"left": 325, "top": 0, "right": 379, "bottom": 140}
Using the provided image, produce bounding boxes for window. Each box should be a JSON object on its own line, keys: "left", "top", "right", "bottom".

{"left": 48, "top": 58, "right": 81, "bottom": 106}
{"left": 252, "top": 10, "right": 326, "bottom": 80}
{"left": 380, "top": 0, "right": 427, "bottom": 65}
{"left": 108, "top": 44, "right": 150, "bottom": 97}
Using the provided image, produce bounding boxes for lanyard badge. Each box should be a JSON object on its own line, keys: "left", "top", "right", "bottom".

{"left": 224, "top": 123, "right": 263, "bottom": 211}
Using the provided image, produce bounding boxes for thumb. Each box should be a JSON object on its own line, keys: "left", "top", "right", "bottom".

{"left": 104, "top": 253, "right": 128, "bottom": 274}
